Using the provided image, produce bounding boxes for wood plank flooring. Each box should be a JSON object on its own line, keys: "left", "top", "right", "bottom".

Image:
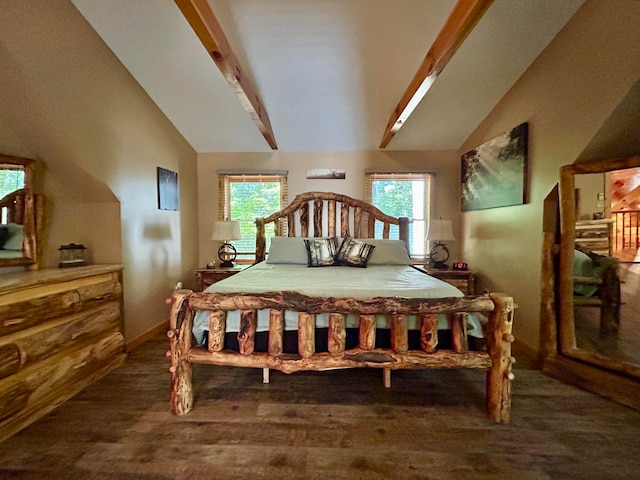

{"left": 1, "top": 334, "right": 639, "bottom": 479}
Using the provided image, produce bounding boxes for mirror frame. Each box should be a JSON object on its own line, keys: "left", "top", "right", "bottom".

{"left": 559, "top": 153, "right": 640, "bottom": 378}
{"left": 0, "top": 153, "right": 39, "bottom": 268}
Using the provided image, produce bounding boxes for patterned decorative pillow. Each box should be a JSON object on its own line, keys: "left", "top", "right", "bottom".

{"left": 336, "top": 237, "right": 376, "bottom": 267}
{"left": 304, "top": 237, "right": 338, "bottom": 267}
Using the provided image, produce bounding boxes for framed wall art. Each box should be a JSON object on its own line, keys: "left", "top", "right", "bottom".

{"left": 306, "top": 168, "right": 346, "bottom": 180}
{"left": 461, "top": 122, "right": 528, "bottom": 212}
{"left": 157, "top": 167, "right": 179, "bottom": 211}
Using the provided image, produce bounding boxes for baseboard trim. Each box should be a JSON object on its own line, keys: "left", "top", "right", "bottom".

{"left": 125, "top": 321, "right": 167, "bottom": 352}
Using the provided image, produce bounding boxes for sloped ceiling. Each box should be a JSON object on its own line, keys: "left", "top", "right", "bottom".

{"left": 71, "top": 0, "right": 584, "bottom": 153}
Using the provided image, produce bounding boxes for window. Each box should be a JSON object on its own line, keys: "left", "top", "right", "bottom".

{"left": 365, "top": 172, "right": 432, "bottom": 258}
{"left": 218, "top": 172, "right": 288, "bottom": 261}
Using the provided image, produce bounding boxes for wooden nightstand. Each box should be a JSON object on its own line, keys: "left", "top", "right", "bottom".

{"left": 195, "top": 265, "right": 248, "bottom": 291}
{"left": 424, "top": 268, "right": 475, "bottom": 295}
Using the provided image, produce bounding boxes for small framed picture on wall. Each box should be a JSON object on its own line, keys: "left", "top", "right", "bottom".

{"left": 157, "top": 167, "right": 179, "bottom": 211}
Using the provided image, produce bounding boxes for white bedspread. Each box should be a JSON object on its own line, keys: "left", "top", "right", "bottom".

{"left": 192, "top": 263, "right": 484, "bottom": 344}
{"left": 204, "top": 263, "right": 463, "bottom": 299}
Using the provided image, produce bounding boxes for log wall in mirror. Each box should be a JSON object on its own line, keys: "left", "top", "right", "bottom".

{"left": 0, "top": 153, "right": 44, "bottom": 268}
{"left": 554, "top": 153, "right": 640, "bottom": 408}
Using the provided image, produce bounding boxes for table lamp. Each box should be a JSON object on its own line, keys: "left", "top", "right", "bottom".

{"left": 426, "top": 219, "right": 455, "bottom": 269}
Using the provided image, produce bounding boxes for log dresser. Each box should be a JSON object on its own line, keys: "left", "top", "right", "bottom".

{"left": 0, "top": 265, "right": 125, "bottom": 442}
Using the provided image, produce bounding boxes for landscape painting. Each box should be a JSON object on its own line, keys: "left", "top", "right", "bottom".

{"left": 461, "top": 123, "right": 528, "bottom": 211}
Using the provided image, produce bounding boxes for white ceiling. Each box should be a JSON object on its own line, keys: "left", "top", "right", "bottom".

{"left": 71, "top": 0, "right": 584, "bottom": 153}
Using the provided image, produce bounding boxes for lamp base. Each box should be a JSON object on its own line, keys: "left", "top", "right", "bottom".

{"left": 429, "top": 260, "right": 448, "bottom": 270}
{"left": 218, "top": 242, "right": 238, "bottom": 268}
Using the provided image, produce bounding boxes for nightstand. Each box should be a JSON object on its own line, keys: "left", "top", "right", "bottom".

{"left": 195, "top": 265, "right": 248, "bottom": 291}
{"left": 424, "top": 268, "right": 475, "bottom": 295}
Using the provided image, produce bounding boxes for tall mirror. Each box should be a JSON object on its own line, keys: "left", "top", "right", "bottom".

{"left": 0, "top": 153, "right": 41, "bottom": 268}
{"left": 559, "top": 154, "right": 640, "bottom": 381}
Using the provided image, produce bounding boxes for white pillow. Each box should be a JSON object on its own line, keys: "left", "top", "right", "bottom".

{"left": 3, "top": 223, "right": 23, "bottom": 251}
{"left": 266, "top": 236, "right": 309, "bottom": 264}
{"left": 353, "top": 238, "right": 411, "bottom": 265}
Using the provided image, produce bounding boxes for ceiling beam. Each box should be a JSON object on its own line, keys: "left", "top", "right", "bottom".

{"left": 379, "top": 0, "right": 493, "bottom": 149}
{"left": 175, "top": 0, "right": 278, "bottom": 150}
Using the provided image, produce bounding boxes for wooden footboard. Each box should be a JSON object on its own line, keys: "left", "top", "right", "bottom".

{"left": 167, "top": 290, "right": 515, "bottom": 423}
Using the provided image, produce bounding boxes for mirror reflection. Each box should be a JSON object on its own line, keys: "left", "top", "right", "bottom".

{"left": 573, "top": 167, "right": 640, "bottom": 367}
{"left": 0, "top": 153, "right": 39, "bottom": 267}
{"left": 0, "top": 162, "right": 26, "bottom": 259}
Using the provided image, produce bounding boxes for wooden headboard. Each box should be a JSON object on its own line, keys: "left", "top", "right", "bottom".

{"left": 255, "top": 191, "right": 409, "bottom": 262}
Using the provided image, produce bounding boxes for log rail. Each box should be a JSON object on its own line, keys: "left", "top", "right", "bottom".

{"left": 167, "top": 290, "right": 515, "bottom": 423}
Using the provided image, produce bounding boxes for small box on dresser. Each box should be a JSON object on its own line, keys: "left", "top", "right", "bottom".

{"left": 0, "top": 265, "right": 125, "bottom": 442}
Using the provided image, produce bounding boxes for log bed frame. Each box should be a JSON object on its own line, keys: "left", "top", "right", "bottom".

{"left": 167, "top": 192, "right": 516, "bottom": 423}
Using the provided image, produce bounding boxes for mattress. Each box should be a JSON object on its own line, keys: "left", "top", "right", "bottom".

{"left": 192, "top": 263, "right": 484, "bottom": 345}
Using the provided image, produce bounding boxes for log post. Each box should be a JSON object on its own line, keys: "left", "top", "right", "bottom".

{"left": 255, "top": 217, "right": 266, "bottom": 263}
{"left": 383, "top": 368, "right": 391, "bottom": 388}
{"left": 298, "top": 313, "right": 315, "bottom": 358}
{"left": 359, "top": 315, "right": 376, "bottom": 350}
{"left": 340, "top": 203, "right": 350, "bottom": 238}
{"left": 420, "top": 314, "right": 438, "bottom": 352}
{"left": 167, "top": 291, "right": 194, "bottom": 415}
{"left": 451, "top": 313, "right": 468, "bottom": 353}
{"left": 328, "top": 313, "right": 346, "bottom": 355}
{"left": 238, "top": 310, "right": 257, "bottom": 355}
{"left": 399, "top": 217, "right": 409, "bottom": 253}
{"left": 390, "top": 314, "right": 408, "bottom": 354}
{"left": 354, "top": 207, "right": 362, "bottom": 238}
{"left": 268, "top": 309, "right": 284, "bottom": 357}
{"left": 313, "top": 199, "right": 323, "bottom": 237}
{"left": 382, "top": 222, "right": 390, "bottom": 239}
{"left": 486, "top": 292, "right": 515, "bottom": 423}
{"left": 300, "top": 202, "right": 309, "bottom": 237}
{"left": 287, "top": 213, "right": 295, "bottom": 236}
{"left": 328, "top": 200, "right": 336, "bottom": 237}
{"left": 208, "top": 310, "right": 226, "bottom": 352}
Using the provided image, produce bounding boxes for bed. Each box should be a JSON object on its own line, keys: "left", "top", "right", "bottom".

{"left": 167, "top": 192, "right": 515, "bottom": 423}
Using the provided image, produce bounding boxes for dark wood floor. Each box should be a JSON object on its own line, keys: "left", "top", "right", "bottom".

{"left": 1, "top": 334, "right": 639, "bottom": 479}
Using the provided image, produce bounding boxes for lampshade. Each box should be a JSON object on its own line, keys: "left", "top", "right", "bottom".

{"left": 211, "top": 220, "right": 242, "bottom": 241}
{"left": 426, "top": 219, "right": 455, "bottom": 242}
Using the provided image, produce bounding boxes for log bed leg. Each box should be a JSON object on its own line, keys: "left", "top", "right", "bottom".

{"left": 383, "top": 368, "right": 391, "bottom": 388}
{"left": 263, "top": 368, "right": 270, "bottom": 384}
{"left": 486, "top": 292, "right": 515, "bottom": 423}
{"left": 167, "top": 291, "right": 194, "bottom": 415}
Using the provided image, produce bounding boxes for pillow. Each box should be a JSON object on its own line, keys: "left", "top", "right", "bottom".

{"left": 0, "top": 225, "right": 8, "bottom": 249}
{"left": 266, "top": 236, "right": 308, "bottom": 264}
{"left": 3, "top": 223, "right": 23, "bottom": 251}
{"left": 353, "top": 238, "right": 411, "bottom": 265}
{"left": 304, "top": 237, "right": 338, "bottom": 267}
{"left": 336, "top": 237, "right": 375, "bottom": 267}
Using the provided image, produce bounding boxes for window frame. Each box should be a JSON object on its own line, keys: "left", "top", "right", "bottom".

{"left": 364, "top": 172, "right": 433, "bottom": 259}
{"left": 218, "top": 172, "right": 288, "bottom": 261}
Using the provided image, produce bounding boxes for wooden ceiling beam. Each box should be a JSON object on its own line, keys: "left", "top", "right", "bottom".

{"left": 379, "top": 0, "right": 493, "bottom": 149}
{"left": 175, "top": 0, "right": 278, "bottom": 149}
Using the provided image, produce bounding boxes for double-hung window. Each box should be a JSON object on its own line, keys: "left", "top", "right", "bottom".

{"left": 364, "top": 172, "right": 432, "bottom": 258}
{"left": 218, "top": 172, "right": 288, "bottom": 261}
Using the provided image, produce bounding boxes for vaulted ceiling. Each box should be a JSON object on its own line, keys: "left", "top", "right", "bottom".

{"left": 71, "top": 0, "right": 585, "bottom": 153}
